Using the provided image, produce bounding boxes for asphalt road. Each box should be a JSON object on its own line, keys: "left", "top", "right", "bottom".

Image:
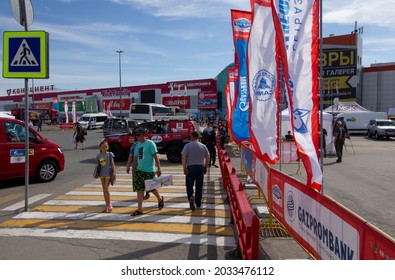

{"left": 273, "top": 135, "right": 395, "bottom": 239}
{"left": 0, "top": 125, "right": 234, "bottom": 260}
{"left": 0, "top": 125, "right": 394, "bottom": 261}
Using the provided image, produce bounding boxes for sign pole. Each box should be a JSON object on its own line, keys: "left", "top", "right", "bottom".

{"left": 20, "top": 0, "right": 31, "bottom": 212}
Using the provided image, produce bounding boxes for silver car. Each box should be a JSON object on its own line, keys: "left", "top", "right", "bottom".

{"left": 367, "top": 119, "right": 395, "bottom": 139}
{"left": 102, "top": 118, "right": 139, "bottom": 136}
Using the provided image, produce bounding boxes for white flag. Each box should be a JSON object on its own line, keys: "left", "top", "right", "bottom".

{"left": 248, "top": 0, "right": 280, "bottom": 163}
{"left": 274, "top": 0, "right": 322, "bottom": 191}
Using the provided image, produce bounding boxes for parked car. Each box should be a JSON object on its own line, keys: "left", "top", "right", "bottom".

{"left": 102, "top": 118, "right": 139, "bottom": 136}
{"left": 0, "top": 117, "right": 65, "bottom": 182}
{"left": 78, "top": 113, "right": 108, "bottom": 130}
{"left": 366, "top": 119, "right": 395, "bottom": 139}
{"left": 104, "top": 119, "right": 199, "bottom": 162}
{"left": 335, "top": 111, "right": 388, "bottom": 134}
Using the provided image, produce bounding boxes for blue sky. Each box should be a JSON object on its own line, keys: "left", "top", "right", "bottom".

{"left": 1, "top": 0, "right": 394, "bottom": 96}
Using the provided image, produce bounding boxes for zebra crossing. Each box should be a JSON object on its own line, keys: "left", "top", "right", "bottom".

{"left": 0, "top": 166, "right": 236, "bottom": 247}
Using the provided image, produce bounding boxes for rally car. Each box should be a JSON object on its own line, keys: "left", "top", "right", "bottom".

{"left": 104, "top": 119, "right": 199, "bottom": 163}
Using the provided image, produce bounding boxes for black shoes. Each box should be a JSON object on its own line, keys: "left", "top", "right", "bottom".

{"left": 336, "top": 158, "right": 342, "bottom": 163}
{"left": 189, "top": 197, "right": 195, "bottom": 211}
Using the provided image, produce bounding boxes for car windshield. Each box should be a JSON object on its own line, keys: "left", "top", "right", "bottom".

{"left": 377, "top": 121, "right": 395, "bottom": 126}
{"left": 79, "top": 117, "right": 90, "bottom": 121}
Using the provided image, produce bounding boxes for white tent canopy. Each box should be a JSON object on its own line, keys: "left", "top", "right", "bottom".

{"left": 323, "top": 101, "right": 371, "bottom": 115}
{"left": 281, "top": 109, "right": 334, "bottom": 154}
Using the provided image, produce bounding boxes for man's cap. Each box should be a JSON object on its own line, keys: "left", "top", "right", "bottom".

{"left": 134, "top": 128, "right": 146, "bottom": 134}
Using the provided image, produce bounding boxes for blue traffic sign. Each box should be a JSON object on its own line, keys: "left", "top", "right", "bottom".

{"left": 2, "top": 31, "right": 49, "bottom": 79}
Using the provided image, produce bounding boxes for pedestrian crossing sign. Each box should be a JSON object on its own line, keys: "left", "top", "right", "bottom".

{"left": 2, "top": 30, "right": 49, "bottom": 79}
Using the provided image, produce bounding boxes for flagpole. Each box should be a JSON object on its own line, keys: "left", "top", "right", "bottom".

{"left": 319, "top": 0, "right": 324, "bottom": 193}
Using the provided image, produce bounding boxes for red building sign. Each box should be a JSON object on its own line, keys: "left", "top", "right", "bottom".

{"left": 162, "top": 96, "right": 190, "bottom": 109}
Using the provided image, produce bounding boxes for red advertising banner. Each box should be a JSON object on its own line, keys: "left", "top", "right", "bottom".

{"left": 239, "top": 143, "right": 395, "bottom": 260}
{"left": 32, "top": 102, "right": 51, "bottom": 110}
{"left": 162, "top": 96, "right": 190, "bottom": 109}
{"left": 103, "top": 99, "right": 130, "bottom": 111}
{"left": 166, "top": 79, "right": 216, "bottom": 91}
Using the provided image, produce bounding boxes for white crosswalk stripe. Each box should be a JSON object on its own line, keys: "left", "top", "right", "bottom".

{"left": 0, "top": 166, "right": 235, "bottom": 247}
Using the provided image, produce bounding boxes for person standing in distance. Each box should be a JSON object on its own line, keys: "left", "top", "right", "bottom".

{"left": 73, "top": 122, "right": 87, "bottom": 150}
{"left": 181, "top": 131, "right": 210, "bottom": 211}
{"left": 333, "top": 121, "right": 347, "bottom": 163}
{"left": 130, "top": 128, "right": 164, "bottom": 216}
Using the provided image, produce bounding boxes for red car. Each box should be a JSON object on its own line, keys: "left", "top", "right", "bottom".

{"left": 0, "top": 117, "right": 65, "bottom": 182}
{"left": 104, "top": 119, "right": 199, "bottom": 163}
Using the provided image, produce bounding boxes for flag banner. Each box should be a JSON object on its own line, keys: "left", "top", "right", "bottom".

{"left": 227, "top": 68, "right": 236, "bottom": 120}
{"left": 64, "top": 99, "right": 69, "bottom": 123}
{"left": 231, "top": 9, "right": 252, "bottom": 142}
{"left": 225, "top": 82, "right": 230, "bottom": 120}
{"left": 248, "top": 0, "right": 280, "bottom": 163}
{"left": 72, "top": 100, "right": 76, "bottom": 123}
{"left": 106, "top": 102, "right": 113, "bottom": 117}
{"left": 228, "top": 67, "right": 240, "bottom": 143}
{"left": 274, "top": 0, "right": 322, "bottom": 191}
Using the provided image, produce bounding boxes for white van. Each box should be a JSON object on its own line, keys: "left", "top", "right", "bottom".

{"left": 78, "top": 113, "right": 108, "bottom": 129}
{"left": 129, "top": 103, "right": 171, "bottom": 122}
{"left": 335, "top": 111, "right": 388, "bottom": 134}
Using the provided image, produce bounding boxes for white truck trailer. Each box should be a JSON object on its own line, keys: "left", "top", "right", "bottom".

{"left": 335, "top": 111, "right": 388, "bottom": 134}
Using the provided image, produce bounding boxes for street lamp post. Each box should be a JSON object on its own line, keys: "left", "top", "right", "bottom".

{"left": 116, "top": 50, "right": 124, "bottom": 117}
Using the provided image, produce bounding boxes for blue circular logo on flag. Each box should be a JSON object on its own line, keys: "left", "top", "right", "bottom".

{"left": 252, "top": 69, "right": 275, "bottom": 102}
{"left": 233, "top": 18, "right": 252, "bottom": 32}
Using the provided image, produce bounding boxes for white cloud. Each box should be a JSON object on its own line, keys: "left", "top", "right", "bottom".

{"left": 109, "top": 0, "right": 249, "bottom": 19}
{"left": 323, "top": 0, "right": 395, "bottom": 28}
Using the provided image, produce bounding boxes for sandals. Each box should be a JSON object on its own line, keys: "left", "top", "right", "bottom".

{"left": 158, "top": 196, "right": 164, "bottom": 210}
{"left": 102, "top": 205, "right": 113, "bottom": 213}
{"left": 143, "top": 192, "right": 150, "bottom": 200}
{"left": 131, "top": 210, "right": 143, "bottom": 216}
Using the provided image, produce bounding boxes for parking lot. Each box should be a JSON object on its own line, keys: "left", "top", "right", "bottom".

{"left": 273, "top": 134, "right": 395, "bottom": 239}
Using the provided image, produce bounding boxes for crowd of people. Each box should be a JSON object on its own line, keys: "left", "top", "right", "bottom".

{"left": 91, "top": 118, "right": 229, "bottom": 215}
{"left": 72, "top": 114, "right": 351, "bottom": 215}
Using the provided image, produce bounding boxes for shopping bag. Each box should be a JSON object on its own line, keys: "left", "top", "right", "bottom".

{"left": 109, "top": 168, "right": 115, "bottom": 186}
{"left": 93, "top": 164, "right": 101, "bottom": 179}
{"left": 144, "top": 175, "right": 173, "bottom": 191}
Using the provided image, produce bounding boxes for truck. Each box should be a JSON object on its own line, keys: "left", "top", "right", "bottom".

{"left": 334, "top": 111, "right": 388, "bottom": 134}
{"left": 11, "top": 108, "right": 59, "bottom": 125}
{"left": 104, "top": 119, "right": 199, "bottom": 162}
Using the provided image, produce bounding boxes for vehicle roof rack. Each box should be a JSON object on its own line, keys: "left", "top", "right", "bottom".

{"left": 153, "top": 113, "right": 191, "bottom": 121}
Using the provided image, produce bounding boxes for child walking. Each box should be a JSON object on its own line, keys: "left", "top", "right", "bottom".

{"left": 96, "top": 141, "right": 116, "bottom": 213}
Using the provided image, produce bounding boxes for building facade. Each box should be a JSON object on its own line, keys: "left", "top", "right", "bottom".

{"left": 0, "top": 78, "right": 219, "bottom": 121}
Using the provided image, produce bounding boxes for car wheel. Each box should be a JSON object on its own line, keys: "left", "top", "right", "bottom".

{"left": 36, "top": 160, "right": 58, "bottom": 182}
{"left": 109, "top": 144, "right": 123, "bottom": 161}
{"left": 375, "top": 131, "right": 381, "bottom": 140}
{"left": 166, "top": 145, "right": 182, "bottom": 163}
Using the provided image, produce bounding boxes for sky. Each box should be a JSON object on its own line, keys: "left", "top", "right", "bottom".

{"left": 1, "top": 0, "right": 395, "bottom": 96}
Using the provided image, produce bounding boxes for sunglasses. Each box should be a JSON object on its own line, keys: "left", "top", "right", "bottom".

{"left": 136, "top": 134, "right": 143, "bottom": 136}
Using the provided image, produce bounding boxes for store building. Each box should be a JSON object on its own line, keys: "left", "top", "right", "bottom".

{"left": 0, "top": 78, "right": 219, "bottom": 122}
